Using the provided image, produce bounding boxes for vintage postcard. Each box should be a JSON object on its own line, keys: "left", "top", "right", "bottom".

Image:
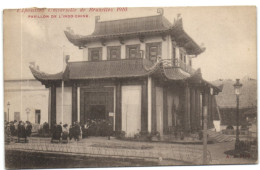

{"left": 3, "top": 7, "right": 257, "bottom": 168}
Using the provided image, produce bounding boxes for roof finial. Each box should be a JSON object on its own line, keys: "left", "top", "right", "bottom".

{"left": 157, "top": 8, "right": 164, "bottom": 15}
{"left": 95, "top": 16, "right": 100, "bottom": 23}
{"left": 177, "top": 13, "right": 181, "bottom": 19}
{"left": 65, "top": 55, "right": 70, "bottom": 64}
{"left": 66, "top": 27, "right": 74, "bottom": 34}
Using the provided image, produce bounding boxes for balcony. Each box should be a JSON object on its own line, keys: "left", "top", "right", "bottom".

{"left": 161, "top": 58, "right": 195, "bottom": 74}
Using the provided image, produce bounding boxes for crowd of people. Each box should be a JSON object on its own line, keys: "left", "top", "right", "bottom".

{"left": 51, "top": 121, "right": 82, "bottom": 143}
{"left": 4, "top": 120, "right": 32, "bottom": 143}
{"left": 5, "top": 119, "right": 113, "bottom": 144}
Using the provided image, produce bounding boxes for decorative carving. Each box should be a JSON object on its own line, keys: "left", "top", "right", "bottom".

{"left": 139, "top": 35, "right": 145, "bottom": 43}
{"left": 157, "top": 8, "right": 164, "bottom": 15}
{"left": 119, "top": 37, "right": 124, "bottom": 44}
{"left": 101, "top": 39, "right": 106, "bottom": 46}
{"left": 65, "top": 55, "right": 70, "bottom": 64}
{"left": 161, "top": 33, "right": 166, "bottom": 41}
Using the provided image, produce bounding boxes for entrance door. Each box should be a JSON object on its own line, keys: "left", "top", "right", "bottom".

{"left": 35, "top": 110, "right": 41, "bottom": 124}
{"left": 83, "top": 92, "right": 107, "bottom": 123}
{"left": 121, "top": 85, "right": 141, "bottom": 137}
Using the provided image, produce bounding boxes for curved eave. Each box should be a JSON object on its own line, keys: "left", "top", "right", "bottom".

{"left": 64, "top": 29, "right": 170, "bottom": 47}
{"left": 29, "top": 66, "right": 63, "bottom": 85}
{"left": 171, "top": 20, "right": 205, "bottom": 55}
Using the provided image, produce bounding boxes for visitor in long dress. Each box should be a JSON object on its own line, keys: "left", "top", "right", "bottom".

{"left": 61, "top": 124, "right": 69, "bottom": 143}
{"left": 18, "top": 121, "right": 27, "bottom": 142}
{"left": 10, "top": 121, "right": 15, "bottom": 136}
{"left": 74, "top": 122, "right": 80, "bottom": 141}
{"left": 69, "top": 124, "right": 73, "bottom": 140}
{"left": 25, "top": 121, "right": 32, "bottom": 137}
{"left": 56, "top": 122, "right": 63, "bottom": 140}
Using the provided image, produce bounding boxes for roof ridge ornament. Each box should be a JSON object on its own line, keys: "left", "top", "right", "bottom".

{"left": 66, "top": 27, "right": 74, "bottom": 34}
{"left": 173, "top": 13, "right": 183, "bottom": 26}
{"left": 157, "top": 8, "right": 164, "bottom": 15}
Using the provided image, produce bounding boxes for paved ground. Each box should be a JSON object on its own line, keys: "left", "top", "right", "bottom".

{"left": 5, "top": 150, "right": 162, "bottom": 169}
{"left": 5, "top": 136, "right": 257, "bottom": 167}
{"left": 207, "top": 141, "right": 257, "bottom": 165}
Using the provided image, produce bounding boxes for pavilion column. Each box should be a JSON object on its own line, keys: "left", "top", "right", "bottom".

{"left": 147, "top": 76, "right": 152, "bottom": 132}
{"left": 141, "top": 79, "right": 148, "bottom": 132}
{"left": 190, "top": 88, "right": 196, "bottom": 132}
{"left": 50, "top": 85, "right": 56, "bottom": 128}
{"left": 115, "top": 81, "right": 122, "bottom": 131}
{"left": 208, "top": 93, "right": 212, "bottom": 128}
{"left": 163, "top": 86, "right": 168, "bottom": 133}
{"left": 72, "top": 83, "right": 77, "bottom": 124}
{"left": 151, "top": 78, "right": 157, "bottom": 132}
{"left": 202, "top": 90, "right": 208, "bottom": 130}
{"left": 183, "top": 84, "right": 191, "bottom": 133}
{"left": 195, "top": 89, "right": 201, "bottom": 130}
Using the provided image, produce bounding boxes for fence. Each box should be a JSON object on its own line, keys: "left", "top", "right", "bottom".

{"left": 5, "top": 137, "right": 211, "bottom": 164}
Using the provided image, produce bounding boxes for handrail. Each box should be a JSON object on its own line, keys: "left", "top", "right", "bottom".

{"left": 160, "top": 58, "right": 195, "bottom": 74}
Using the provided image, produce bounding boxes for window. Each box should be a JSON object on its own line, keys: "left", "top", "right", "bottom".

{"left": 126, "top": 44, "right": 141, "bottom": 59}
{"left": 107, "top": 46, "right": 121, "bottom": 60}
{"left": 146, "top": 42, "right": 162, "bottom": 62}
{"left": 179, "top": 49, "right": 186, "bottom": 63}
{"left": 172, "top": 45, "right": 176, "bottom": 59}
{"left": 14, "top": 112, "right": 20, "bottom": 121}
{"left": 88, "top": 47, "right": 102, "bottom": 61}
{"left": 189, "top": 59, "right": 192, "bottom": 66}
{"left": 35, "top": 110, "right": 41, "bottom": 124}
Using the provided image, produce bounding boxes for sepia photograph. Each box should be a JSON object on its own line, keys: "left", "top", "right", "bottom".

{"left": 3, "top": 6, "right": 257, "bottom": 169}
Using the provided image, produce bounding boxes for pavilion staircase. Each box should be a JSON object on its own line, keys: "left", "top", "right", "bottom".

{"left": 207, "top": 130, "right": 234, "bottom": 143}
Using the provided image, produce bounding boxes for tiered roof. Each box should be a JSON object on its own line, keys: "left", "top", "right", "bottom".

{"left": 29, "top": 58, "right": 222, "bottom": 94}
{"left": 64, "top": 14, "right": 204, "bottom": 55}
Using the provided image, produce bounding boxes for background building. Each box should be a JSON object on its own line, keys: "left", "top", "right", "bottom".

{"left": 4, "top": 78, "right": 49, "bottom": 125}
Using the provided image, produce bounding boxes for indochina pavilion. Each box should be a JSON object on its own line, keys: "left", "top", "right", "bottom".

{"left": 30, "top": 9, "right": 221, "bottom": 137}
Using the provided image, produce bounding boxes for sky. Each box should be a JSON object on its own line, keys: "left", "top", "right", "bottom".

{"left": 3, "top": 6, "right": 257, "bottom": 81}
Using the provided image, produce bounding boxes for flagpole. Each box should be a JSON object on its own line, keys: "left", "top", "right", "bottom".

{"left": 61, "top": 45, "right": 65, "bottom": 124}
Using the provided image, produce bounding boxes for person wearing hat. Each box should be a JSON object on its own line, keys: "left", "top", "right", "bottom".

{"left": 56, "top": 122, "right": 62, "bottom": 140}
{"left": 26, "top": 121, "right": 32, "bottom": 137}
{"left": 5, "top": 123, "right": 11, "bottom": 144}
{"left": 61, "top": 124, "right": 69, "bottom": 143}
{"left": 74, "top": 121, "right": 80, "bottom": 141}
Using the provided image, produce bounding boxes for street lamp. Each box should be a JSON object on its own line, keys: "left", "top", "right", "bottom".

{"left": 233, "top": 79, "right": 242, "bottom": 152}
{"left": 7, "top": 102, "right": 10, "bottom": 122}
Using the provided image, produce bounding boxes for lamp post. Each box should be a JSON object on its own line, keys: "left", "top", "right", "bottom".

{"left": 7, "top": 102, "right": 10, "bottom": 122}
{"left": 233, "top": 79, "right": 242, "bottom": 152}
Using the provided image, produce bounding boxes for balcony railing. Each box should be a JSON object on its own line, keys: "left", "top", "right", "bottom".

{"left": 160, "top": 58, "right": 195, "bottom": 74}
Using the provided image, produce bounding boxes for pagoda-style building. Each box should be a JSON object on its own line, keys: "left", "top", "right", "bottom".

{"left": 30, "top": 9, "right": 221, "bottom": 137}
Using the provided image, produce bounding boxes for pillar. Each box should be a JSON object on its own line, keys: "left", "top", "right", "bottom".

{"left": 115, "top": 82, "right": 122, "bottom": 131}
{"left": 141, "top": 80, "right": 148, "bottom": 132}
{"left": 208, "top": 93, "right": 213, "bottom": 128}
{"left": 202, "top": 90, "right": 208, "bottom": 130}
{"left": 195, "top": 89, "right": 201, "bottom": 130}
{"left": 147, "top": 76, "right": 152, "bottom": 132}
{"left": 72, "top": 84, "right": 77, "bottom": 124}
{"left": 50, "top": 85, "right": 56, "bottom": 128}
{"left": 77, "top": 86, "right": 80, "bottom": 122}
{"left": 184, "top": 84, "right": 191, "bottom": 132}
{"left": 190, "top": 88, "right": 196, "bottom": 132}
{"left": 163, "top": 86, "right": 168, "bottom": 133}
{"left": 151, "top": 79, "right": 157, "bottom": 132}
